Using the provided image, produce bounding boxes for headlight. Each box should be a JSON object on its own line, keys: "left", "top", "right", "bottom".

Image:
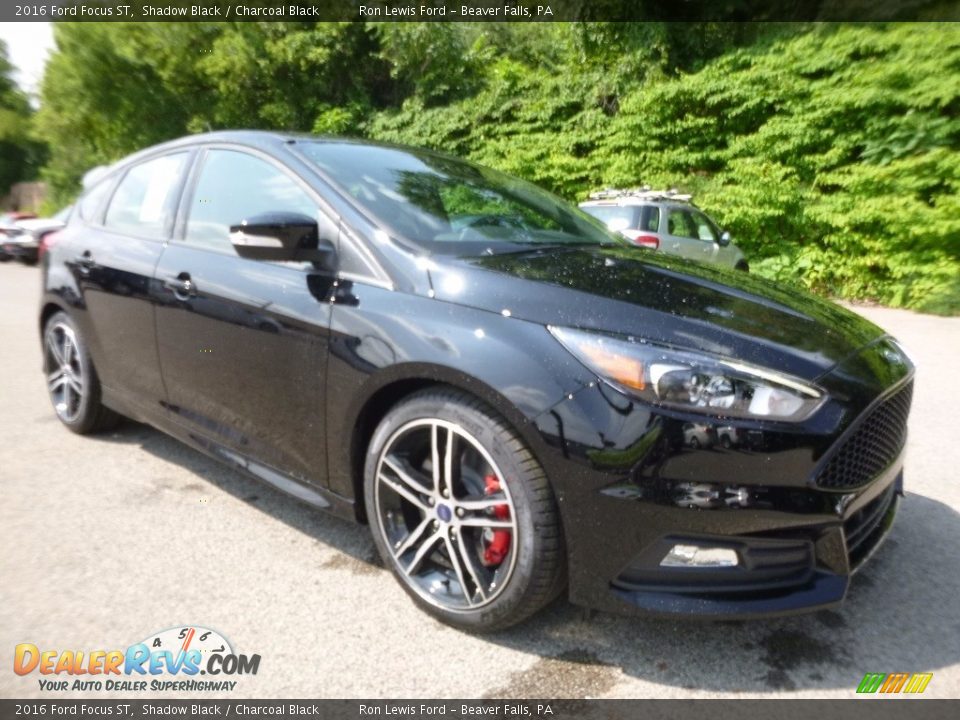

{"left": 549, "top": 326, "right": 825, "bottom": 422}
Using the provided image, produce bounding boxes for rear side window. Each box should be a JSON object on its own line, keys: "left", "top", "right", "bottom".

{"left": 104, "top": 153, "right": 188, "bottom": 239}
{"left": 640, "top": 206, "right": 660, "bottom": 232}
{"left": 666, "top": 209, "right": 698, "bottom": 239}
{"left": 581, "top": 205, "right": 639, "bottom": 232}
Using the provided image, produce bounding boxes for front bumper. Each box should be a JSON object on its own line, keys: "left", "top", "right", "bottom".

{"left": 532, "top": 368, "right": 911, "bottom": 619}
{"left": 608, "top": 471, "right": 901, "bottom": 618}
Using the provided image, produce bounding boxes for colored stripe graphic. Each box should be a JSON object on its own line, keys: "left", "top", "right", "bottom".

{"left": 881, "top": 673, "right": 909, "bottom": 693}
{"left": 904, "top": 673, "right": 933, "bottom": 694}
{"left": 857, "top": 673, "right": 886, "bottom": 693}
{"left": 857, "top": 672, "right": 932, "bottom": 694}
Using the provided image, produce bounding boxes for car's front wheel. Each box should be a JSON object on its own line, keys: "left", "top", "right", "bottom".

{"left": 364, "top": 388, "right": 565, "bottom": 631}
{"left": 43, "top": 311, "right": 120, "bottom": 434}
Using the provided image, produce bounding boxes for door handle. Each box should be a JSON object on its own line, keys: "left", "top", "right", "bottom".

{"left": 76, "top": 251, "right": 95, "bottom": 273}
{"left": 164, "top": 273, "right": 195, "bottom": 300}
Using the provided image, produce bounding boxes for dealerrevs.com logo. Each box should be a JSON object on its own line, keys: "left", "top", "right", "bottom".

{"left": 13, "top": 626, "right": 260, "bottom": 692}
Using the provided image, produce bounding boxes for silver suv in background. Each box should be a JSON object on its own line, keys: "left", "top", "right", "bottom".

{"left": 580, "top": 189, "right": 749, "bottom": 271}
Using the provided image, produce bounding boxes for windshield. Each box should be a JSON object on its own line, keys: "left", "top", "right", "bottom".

{"left": 297, "top": 141, "right": 620, "bottom": 255}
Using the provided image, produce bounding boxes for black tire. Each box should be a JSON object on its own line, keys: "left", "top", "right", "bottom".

{"left": 689, "top": 436, "right": 700, "bottom": 449}
{"left": 735, "top": 261, "right": 749, "bottom": 272}
{"left": 43, "top": 311, "right": 121, "bottom": 434}
{"left": 364, "top": 388, "right": 565, "bottom": 632}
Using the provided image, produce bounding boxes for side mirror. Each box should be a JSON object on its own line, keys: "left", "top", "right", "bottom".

{"left": 718, "top": 231, "right": 732, "bottom": 247}
{"left": 229, "top": 212, "right": 334, "bottom": 264}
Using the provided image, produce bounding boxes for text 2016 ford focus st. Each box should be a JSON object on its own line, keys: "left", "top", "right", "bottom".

{"left": 40, "top": 132, "right": 913, "bottom": 631}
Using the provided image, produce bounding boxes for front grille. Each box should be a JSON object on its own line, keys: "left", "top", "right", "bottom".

{"left": 814, "top": 382, "right": 912, "bottom": 490}
{"left": 844, "top": 482, "right": 898, "bottom": 568}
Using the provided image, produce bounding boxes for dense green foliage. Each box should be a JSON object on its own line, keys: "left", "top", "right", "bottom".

{"left": 30, "top": 22, "right": 960, "bottom": 313}
{"left": 603, "top": 25, "right": 960, "bottom": 315}
{"left": 0, "top": 40, "right": 44, "bottom": 198}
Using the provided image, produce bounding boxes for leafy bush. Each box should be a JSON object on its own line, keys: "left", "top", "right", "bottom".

{"left": 367, "top": 24, "right": 960, "bottom": 314}
{"left": 32, "top": 22, "right": 960, "bottom": 314}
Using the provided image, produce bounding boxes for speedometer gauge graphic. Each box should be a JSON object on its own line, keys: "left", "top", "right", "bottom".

{"left": 138, "top": 626, "right": 233, "bottom": 660}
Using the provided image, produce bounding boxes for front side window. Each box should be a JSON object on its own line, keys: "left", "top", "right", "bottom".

{"left": 185, "top": 150, "right": 318, "bottom": 252}
{"left": 104, "top": 153, "right": 188, "bottom": 238}
{"left": 297, "top": 141, "right": 618, "bottom": 256}
{"left": 690, "top": 210, "right": 718, "bottom": 242}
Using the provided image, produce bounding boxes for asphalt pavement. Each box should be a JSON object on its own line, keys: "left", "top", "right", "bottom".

{"left": 1, "top": 261, "right": 959, "bottom": 698}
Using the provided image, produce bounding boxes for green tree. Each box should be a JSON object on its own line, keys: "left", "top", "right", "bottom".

{"left": 30, "top": 21, "right": 959, "bottom": 313}
{"left": 35, "top": 23, "right": 195, "bottom": 206}
{"left": 0, "top": 40, "right": 44, "bottom": 199}
{"left": 375, "top": 23, "right": 481, "bottom": 105}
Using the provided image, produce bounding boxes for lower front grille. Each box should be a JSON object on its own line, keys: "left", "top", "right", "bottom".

{"left": 844, "top": 482, "right": 898, "bottom": 569}
{"left": 613, "top": 535, "right": 815, "bottom": 595}
{"left": 814, "top": 381, "right": 912, "bottom": 491}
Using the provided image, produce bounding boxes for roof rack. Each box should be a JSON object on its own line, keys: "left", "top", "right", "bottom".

{"left": 587, "top": 187, "right": 693, "bottom": 203}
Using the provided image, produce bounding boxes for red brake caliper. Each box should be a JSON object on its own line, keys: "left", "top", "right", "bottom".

{"left": 482, "top": 474, "right": 511, "bottom": 566}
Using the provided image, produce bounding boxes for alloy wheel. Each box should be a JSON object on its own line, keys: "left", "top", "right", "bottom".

{"left": 373, "top": 419, "right": 519, "bottom": 613}
{"left": 44, "top": 322, "right": 84, "bottom": 423}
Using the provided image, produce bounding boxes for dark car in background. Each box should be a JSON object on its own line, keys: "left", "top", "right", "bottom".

{"left": 40, "top": 132, "right": 913, "bottom": 630}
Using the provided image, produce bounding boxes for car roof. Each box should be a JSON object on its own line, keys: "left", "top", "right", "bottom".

{"left": 86, "top": 131, "right": 464, "bottom": 184}
{"left": 580, "top": 188, "right": 698, "bottom": 209}
{"left": 579, "top": 198, "right": 695, "bottom": 210}
{"left": 98, "top": 130, "right": 297, "bottom": 172}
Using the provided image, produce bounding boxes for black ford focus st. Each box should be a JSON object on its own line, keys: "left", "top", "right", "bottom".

{"left": 40, "top": 132, "right": 913, "bottom": 631}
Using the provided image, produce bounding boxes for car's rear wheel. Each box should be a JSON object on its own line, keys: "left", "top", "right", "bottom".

{"left": 364, "top": 388, "right": 565, "bottom": 631}
{"left": 43, "top": 311, "right": 120, "bottom": 434}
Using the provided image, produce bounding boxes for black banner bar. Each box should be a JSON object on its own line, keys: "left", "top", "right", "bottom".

{"left": 1, "top": 700, "right": 958, "bottom": 720}
{"left": 3, "top": 1, "right": 960, "bottom": 23}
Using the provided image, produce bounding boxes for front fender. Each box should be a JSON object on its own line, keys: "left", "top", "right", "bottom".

{"left": 324, "top": 282, "right": 594, "bottom": 501}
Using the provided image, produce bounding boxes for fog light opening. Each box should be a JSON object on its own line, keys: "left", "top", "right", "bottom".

{"left": 660, "top": 544, "right": 740, "bottom": 568}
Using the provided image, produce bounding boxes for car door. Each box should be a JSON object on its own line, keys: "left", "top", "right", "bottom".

{"left": 73, "top": 151, "right": 191, "bottom": 418}
{"left": 153, "top": 146, "right": 339, "bottom": 489}
{"left": 663, "top": 207, "right": 703, "bottom": 260}
{"left": 688, "top": 209, "right": 721, "bottom": 264}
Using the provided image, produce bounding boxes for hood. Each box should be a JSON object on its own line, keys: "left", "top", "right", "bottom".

{"left": 427, "top": 245, "right": 885, "bottom": 382}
